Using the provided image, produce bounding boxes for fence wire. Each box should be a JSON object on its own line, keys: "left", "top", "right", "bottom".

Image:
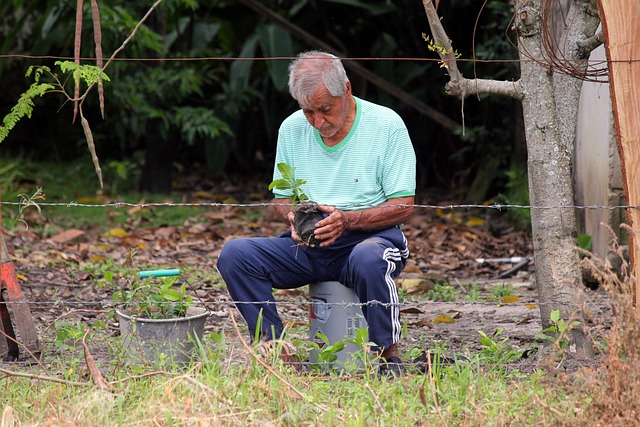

{"left": 1, "top": 200, "right": 639, "bottom": 211}
{"left": 0, "top": 298, "right": 606, "bottom": 310}
{"left": 0, "top": 53, "right": 638, "bottom": 65}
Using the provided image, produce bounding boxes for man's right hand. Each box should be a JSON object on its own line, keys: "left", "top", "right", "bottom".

{"left": 287, "top": 211, "right": 303, "bottom": 242}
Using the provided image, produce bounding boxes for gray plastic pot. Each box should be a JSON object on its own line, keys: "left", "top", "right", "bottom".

{"left": 116, "top": 306, "right": 208, "bottom": 365}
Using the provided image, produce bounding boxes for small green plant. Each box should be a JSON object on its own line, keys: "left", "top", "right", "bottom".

{"left": 307, "top": 332, "right": 346, "bottom": 372}
{"left": 534, "top": 309, "right": 581, "bottom": 351}
{"left": 427, "top": 282, "right": 459, "bottom": 302}
{"left": 487, "top": 283, "right": 515, "bottom": 302}
{"left": 478, "top": 328, "right": 523, "bottom": 365}
{"left": 268, "top": 162, "right": 309, "bottom": 206}
{"left": 300, "top": 327, "right": 375, "bottom": 374}
{"left": 269, "top": 162, "right": 324, "bottom": 244}
{"left": 54, "top": 320, "right": 86, "bottom": 351}
{"left": 463, "top": 282, "right": 483, "bottom": 301}
{"left": 9, "top": 187, "right": 46, "bottom": 230}
{"left": 110, "top": 271, "right": 194, "bottom": 319}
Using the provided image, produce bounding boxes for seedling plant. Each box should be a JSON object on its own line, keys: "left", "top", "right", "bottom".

{"left": 269, "top": 162, "right": 324, "bottom": 245}
{"left": 534, "top": 309, "right": 582, "bottom": 351}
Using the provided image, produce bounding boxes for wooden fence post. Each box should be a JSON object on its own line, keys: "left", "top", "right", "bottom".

{"left": 598, "top": 0, "right": 640, "bottom": 305}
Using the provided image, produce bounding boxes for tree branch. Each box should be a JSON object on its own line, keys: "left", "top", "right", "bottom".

{"left": 0, "top": 367, "right": 89, "bottom": 387}
{"left": 422, "top": 0, "right": 524, "bottom": 100}
{"left": 445, "top": 78, "right": 525, "bottom": 100}
{"left": 422, "top": 0, "right": 462, "bottom": 81}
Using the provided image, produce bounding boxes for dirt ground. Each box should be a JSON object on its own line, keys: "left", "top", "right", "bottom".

{"left": 0, "top": 185, "right": 612, "bottom": 373}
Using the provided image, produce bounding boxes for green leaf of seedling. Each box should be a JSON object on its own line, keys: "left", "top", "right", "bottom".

{"left": 268, "top": 179, "right": 291, "bottom": 191}
{"left": 277, "top": 162, "right": 294, "bottom": 181}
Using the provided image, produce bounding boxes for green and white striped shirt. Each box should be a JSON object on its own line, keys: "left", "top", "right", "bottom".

{"left": 273, "top": 97, "right": 416, "bottom": 210}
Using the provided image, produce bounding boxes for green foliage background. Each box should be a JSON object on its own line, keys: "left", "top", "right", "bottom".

{"left": 0, "top": 0, "right": 525, "bottom": 199}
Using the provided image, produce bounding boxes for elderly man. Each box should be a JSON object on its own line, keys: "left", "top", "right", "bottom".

{"left": 217, "top": 50, "right": 416, "bottom": 375}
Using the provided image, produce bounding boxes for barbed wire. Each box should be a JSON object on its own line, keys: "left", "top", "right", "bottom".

{"left": 1, "top": 298, "right": 605, "bottom": 310}
{"left": 0, "top": 53, "right": 637, "bottom": 66}
{"left": 0, "top": 200, "right": 638, "bottom": 211}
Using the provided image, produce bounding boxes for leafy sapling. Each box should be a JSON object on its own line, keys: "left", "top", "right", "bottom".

{"left": 0, "top": 61, "right": 110, "bottom": 187}
{"left": 269, "top": 162, "right": 324, "bottom": 245}
{"left": 534, "top": 309, "right": 581, "bottom": 351}
{"left": 268, "top": 162, "right": 309, "bottom": 206}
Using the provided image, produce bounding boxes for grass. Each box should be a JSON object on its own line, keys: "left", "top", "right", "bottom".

{"left": 1, "top": 157, "right": 205, "bottom": 235}
{"left": 2, "top": 157, "right": 640, "bottom": 425}
{"left": 0, "top": 342, "right": 561, "bottom": 426}
{"left": 2, "top": 266, "right": 635, "bottom": 427}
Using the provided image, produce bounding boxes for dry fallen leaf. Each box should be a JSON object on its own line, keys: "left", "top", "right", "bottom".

{"left": 104, "top": 228, "right": 128, "bottom": 238}
{"left": 433, "top": 315, "right": 456, "bottom": 324}
{"left": 501, "top": 295, "right": 520, "bottom": 304}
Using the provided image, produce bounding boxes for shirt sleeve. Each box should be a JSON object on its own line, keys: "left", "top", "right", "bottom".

{"left": 382, "top": 118, "right": 416, "bottom": 199}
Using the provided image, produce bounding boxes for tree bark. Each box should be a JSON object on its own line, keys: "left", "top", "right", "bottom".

{"left": 515, "top": 0, "right": 593, "bottom": 359}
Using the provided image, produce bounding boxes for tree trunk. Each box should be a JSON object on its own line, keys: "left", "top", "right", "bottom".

{"left": 515, "top": 0, "right": 593, "bottom": 358}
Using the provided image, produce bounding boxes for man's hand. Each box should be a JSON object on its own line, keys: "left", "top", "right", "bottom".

{"left": 287, "top": 211, "right": 304, "bottom": 242}
{"left": 312, "top": 205, "right": 351, "bottom": 247}
{"left": 272, "top": 198, "right": 304, "bottom": 243}
{"left": 312, "top": 196, "right": 414, "bottom": 247}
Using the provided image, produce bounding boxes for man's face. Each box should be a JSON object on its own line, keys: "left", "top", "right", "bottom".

{"left": 300, "top": 83, "right": 351, "bottom": 139}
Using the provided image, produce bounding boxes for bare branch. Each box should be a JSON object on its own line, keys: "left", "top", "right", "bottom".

{"left": 100, "top": 0, "right": 163, "bottom": 72}
{"left": 0, "top": 367, "right": 89, "bottom": 387}
{"left": 73, "top": 0, "right": 84, "bottom": 123}
{"left": 445, "top": 78, "right": 525, "bottom": 100}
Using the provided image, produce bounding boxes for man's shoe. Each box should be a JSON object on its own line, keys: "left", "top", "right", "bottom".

{"left": 378, "top": 355, "right": 406, "bottom": 378}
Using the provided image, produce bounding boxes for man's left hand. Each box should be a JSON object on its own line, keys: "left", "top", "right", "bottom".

{"left": 312, "top": 205, "right": 351, "bottom": 247}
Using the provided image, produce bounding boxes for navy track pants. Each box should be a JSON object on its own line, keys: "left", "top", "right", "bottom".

{"left": 216, "top": 227, "right": 409, "bottom": 350}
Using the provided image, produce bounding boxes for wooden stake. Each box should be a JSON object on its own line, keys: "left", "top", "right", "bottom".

{"left": 598, "top": 0, "right": 640, "bottom": 307}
